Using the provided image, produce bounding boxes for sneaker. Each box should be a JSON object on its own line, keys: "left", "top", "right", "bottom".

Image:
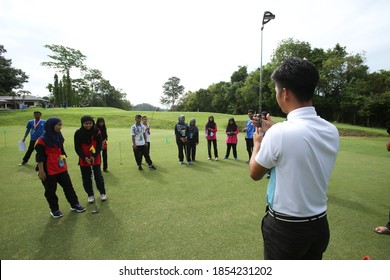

{"left": 215, "top": 157, "right": 219, "bottom": 161}
{"left": 88, "top": 196, "right": 95, "bottom": 204}
{"left": 100, "top": 194, "right": 107, "bottom": 201}
{"left": 138, "top": 165, "right": 143, "bottom": 170}
{"left": 50, "top": 210, "right": 63, "bottom": 219}
{"left": 103, "top": 169, "right": 108, "bottom": 172}
{"left": 223, "top": 156, "right": 227, "bottom": 160}
{"left": 19, "top": 161, "right": 27, "bottom": 166}
{"left": 207, "top": 157, "right": 211, "bottom": 160}
{"left": 149, "top": 164, "right": 156, "bottom": 170}
{"left": 179, "top": 161, "right": 184, "bottom": 165}
{"left": 70, "top": 204, "right": 86, "bottom": 213}
{"left": 188, "top": 161, "right": 192, "bottom": 165}
{"left": 234, "top": 157, "right": 238, "bottom": 160}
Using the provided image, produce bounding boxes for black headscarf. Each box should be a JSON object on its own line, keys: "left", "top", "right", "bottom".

{"left": 41, "top": 117, "right": 64, "bottom": 148}
{"left": 206, "top": 116, "right": 216, "bottom": 129}
{"left": 96, "top": 117, "right": 107, "bottom": 140}
{"left": 78, "top": 115, "right": 97, "bottom": 144}
{"left": 226, "top": 118, "right": 238, "bottom": 132}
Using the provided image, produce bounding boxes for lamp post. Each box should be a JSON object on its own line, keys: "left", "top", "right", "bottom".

{"left": 259, "top": 11, "right": 275, "bottom": 127}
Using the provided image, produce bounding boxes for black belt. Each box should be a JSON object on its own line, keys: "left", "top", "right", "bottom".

{"left": 267, "top": 206, "right": 326, "bottom": 223}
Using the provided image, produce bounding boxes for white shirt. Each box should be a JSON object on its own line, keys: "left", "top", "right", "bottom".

{"left": 255, "top": 106, "right": 339, "bottom": 217}
{"left": 131, "top": 123, "right": 146, "bottom": 146}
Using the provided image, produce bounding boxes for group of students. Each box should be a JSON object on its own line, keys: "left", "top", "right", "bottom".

{"left": 20, "top": 112, "right": 109, "bottom": 218}
{"left": 174, "top": 113, "right": 256, "bottom": 164}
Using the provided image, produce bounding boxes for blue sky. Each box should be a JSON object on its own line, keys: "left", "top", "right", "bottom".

{"left": 1, "top": 0, "right": 389, "bottom": 107}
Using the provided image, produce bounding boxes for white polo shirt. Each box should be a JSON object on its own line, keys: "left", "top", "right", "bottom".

{"left": 131, "top": 123, "right": 146, "bottom": 146}
{"left": 255, "top": 106, "right": 339, "bottom": 217}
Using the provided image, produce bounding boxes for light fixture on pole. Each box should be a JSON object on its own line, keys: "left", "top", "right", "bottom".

{"left": 259, "top": 11, "right": 275, "bottom": 127}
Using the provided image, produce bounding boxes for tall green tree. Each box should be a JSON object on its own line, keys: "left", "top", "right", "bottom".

{"left": 160, "top": 76, "right": 185, "bottom": 110}
{"left": 0, "top": 45, "right": 29, "bottom": 95}
{"left": 41, "top": 44, "right": 87, "bottom": 106}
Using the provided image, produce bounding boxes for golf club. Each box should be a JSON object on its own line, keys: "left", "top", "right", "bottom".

{"left": 91, "top": 169, "right": 99, "bottom": 214}
{"left": 185, "top": 141, "right": 190, "bottom": 167}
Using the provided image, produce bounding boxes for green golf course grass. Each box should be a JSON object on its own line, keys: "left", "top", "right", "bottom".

{"left": 0, "top": 107, "right": 388, "bottom": 260}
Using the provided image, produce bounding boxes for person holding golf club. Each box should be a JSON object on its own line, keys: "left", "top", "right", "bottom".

{"left": 249, "top": 58, "right": 339, "bottom": 260}
{"left": 20, "top": 111, "right": 46, "bottom": 166}
{"left": 224, "top": 117, "right": 239, "bottom": 160}
{"left": 205, "top": 116, "right": 219, "bottom": 160}
{"left": 74, "top": 115, "right": 107, "bottom": 204}
{"left": 35, "top": 117, "right": 85, "bottom": 219}
{"left": 96, "top": 117, "right": 108, "bottom": 172}
{"left": 174, "top": 114, "right": 190, "bottom": 164}
{"left": 131, "top": 114, "right": 156, "bottom": 170}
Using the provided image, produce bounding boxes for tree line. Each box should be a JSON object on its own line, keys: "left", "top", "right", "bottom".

{"left": 171, "top": 39, "right": 390, "bottom": 128}
{"left": 0, "top": 44, "right": 132, "bottom": 110}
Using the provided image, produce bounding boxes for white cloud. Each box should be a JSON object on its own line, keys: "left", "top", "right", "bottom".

{"left": 1, "top": 0, "right": 390, "bottom": 107}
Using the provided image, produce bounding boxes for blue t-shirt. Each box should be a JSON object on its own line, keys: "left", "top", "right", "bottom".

{"left": 26, "top": 119, "right": 46, "bottom": 141}
{"left": 245, "top": 118, "right": 255, "bottom": 139}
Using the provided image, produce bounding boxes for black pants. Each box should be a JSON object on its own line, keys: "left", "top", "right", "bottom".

{"left": 101, "top": 149, "right": 108, "bottom": 171}
{"left": 41, "top": 171, "right": 80, "bottom": 212}
{"left": 176, "top": 140, "right": 189, "bottom": 162}
{"left": 134, "top": 145, "right": 152, "bottom": 166}
{"left": 23, "top": 140, "right": 36, "bottom": 163}
{"left": 245, "top": 138, "right": 253, "bottom": 160}
{"left": 80, "top": 165, "right": 106, "bottom": 197}
{"left": 225, "top": 143, "right": 237, "bottom": 158}
{"left": 261, "top": 212, "right": 329, "bottom": 260}
{"left": 207, "top": 139, "right": 218, "bottom": 158}
{"left": 187, "top": 141, "right": 196, "bottom": 161}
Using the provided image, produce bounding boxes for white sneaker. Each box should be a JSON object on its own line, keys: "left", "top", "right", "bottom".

{"left": 100, "top": 194, "right": 107, "bottom": 201}
{"left": 207, "top": 157, "right": 211, "bottom": 160}
{"left": 215, "top": 157, "right": 219, "bottom": 161}
{"left": 88, "top": 196, "right": 95, "bottom": 203}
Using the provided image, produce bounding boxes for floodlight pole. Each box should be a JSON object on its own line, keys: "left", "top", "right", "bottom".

{"left": 259, "top": 11, "right": 275, "bottom": 127}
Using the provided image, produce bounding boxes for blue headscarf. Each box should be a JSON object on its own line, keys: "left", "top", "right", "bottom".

{"left": 41, "top": 117, "right": 64, "bottom": 148}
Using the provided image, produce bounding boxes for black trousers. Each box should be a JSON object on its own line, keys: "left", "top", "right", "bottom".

{"left": 133, "top": 145, "right": 152, "bottom": 166}
{"left": 225, "top": 143, "right": 237, "bottom": 158}
{"left": 207, "top": 139, "right": 218, "bottom": 158}
{"left": 41, "top": 171, "right": 80, "bottom": 212}
{"left": 101, "top": 149, "right": 108, "bottom": 171}
{"left": 245, "top": 138, "right": 253, "bottom": 160}
{"left": 23, "top": 140, "right": 36, "bottom": 163}
{"left": 187, "top": 141, "right": 196, "bottom": 161}
{"left": 261, "top": 212, "right": 330, "bottom": 260}
{"left": 176, "top": 140, "right": 189, "bottom": 162}
{"left": 80, "top": 165, "right": 106, "bottom": 197}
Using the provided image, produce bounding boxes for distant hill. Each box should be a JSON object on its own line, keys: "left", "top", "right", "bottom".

{"left": 133, "top": 103, "right": 162, "bottom": 111}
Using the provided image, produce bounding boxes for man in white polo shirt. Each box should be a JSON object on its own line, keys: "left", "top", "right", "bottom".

{"left": 249, "top": 58, "right": 339, "bottom": 260}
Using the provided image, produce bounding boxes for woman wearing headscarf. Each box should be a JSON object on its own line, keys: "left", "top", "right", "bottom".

{"left": 174, "top": 114, "right": 189, "bottom": 164}
{"left": 224, "top": 118, "right": 239, "bottom": 160}
{"left": 187, "top": 119, "right": 199, "bottom": 162}
{"left": 74, "top": 115, "right": 107, "bottom": 204}
{"left": 35, "top": 117, "right": 85, "bottom": 219}
{"left": 205, "top": 116, "right": 219, "bottom": 160}
{"left": 96, "top": 117, "right": 108, "bottom": 172}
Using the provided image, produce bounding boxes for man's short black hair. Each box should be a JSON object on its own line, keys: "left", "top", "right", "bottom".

{"left": 271, "top": 57, "right": 319, "bottom": 103}
{"left": 34, "top": 111, "right": 42, "bottom": 115}
{"left": 248, "top": 109, "right": 255, "bottom": 114}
